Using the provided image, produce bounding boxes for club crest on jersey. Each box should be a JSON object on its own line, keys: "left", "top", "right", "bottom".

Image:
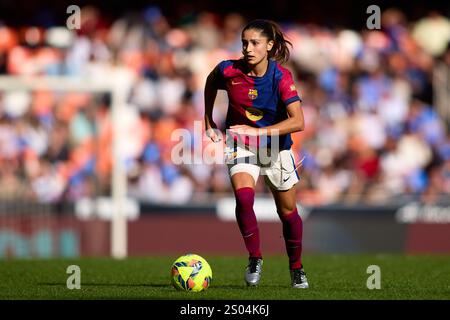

{"left": 248, "top": 88, "right": 258, "bottom": 100}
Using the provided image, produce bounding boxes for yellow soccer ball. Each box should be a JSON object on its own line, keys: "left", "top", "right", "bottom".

{"left": 170, "top": 253, "right": 212, "bottom": 292}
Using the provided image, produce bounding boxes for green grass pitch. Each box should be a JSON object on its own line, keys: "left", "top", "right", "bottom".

{"left": 1, "top": 254, "right": 449, "bottom": 300}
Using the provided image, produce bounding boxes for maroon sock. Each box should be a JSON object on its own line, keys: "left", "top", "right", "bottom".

{"left": 278, "top": 208, "right": 303, "bottom": 270}
{"left": 234, "top": 187, "right": 262, "bottom": 259}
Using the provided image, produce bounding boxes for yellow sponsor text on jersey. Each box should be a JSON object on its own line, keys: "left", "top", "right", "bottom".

{"left": 245, "top": 107, "right": 264, "bottom": 121}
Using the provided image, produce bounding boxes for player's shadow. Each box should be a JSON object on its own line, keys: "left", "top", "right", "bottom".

{"left": 38, "top": 282, "right": 169, "bottom": 288}
{"left": 208, "top": 284, "right": 288, "bottom": 289}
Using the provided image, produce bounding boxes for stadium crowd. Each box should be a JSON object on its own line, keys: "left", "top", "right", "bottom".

{"left": 0, "top": 6, "right": 449, "bottom": 206}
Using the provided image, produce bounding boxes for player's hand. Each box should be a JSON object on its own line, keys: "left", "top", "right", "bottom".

{"left": 205, "top": 120, "right": 222, "bottom": 143}
{"left": 229, "top": 124, "right": 260, "bottom": 136}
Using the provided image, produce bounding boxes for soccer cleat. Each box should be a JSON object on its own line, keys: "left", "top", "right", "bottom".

{"left": 290, "top": 266, "right": 309, "bottom": 288}
{"left": 245, "top": 258, "right": 263, "bottom": 286}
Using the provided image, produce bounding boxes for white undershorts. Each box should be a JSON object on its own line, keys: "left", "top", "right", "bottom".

{"left": 225, "top": 143, "right": 300, "bottom": 191}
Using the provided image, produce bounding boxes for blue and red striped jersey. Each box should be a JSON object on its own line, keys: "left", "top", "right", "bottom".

{"left": 212, "top": 59, "right": 301, "bottom": 150}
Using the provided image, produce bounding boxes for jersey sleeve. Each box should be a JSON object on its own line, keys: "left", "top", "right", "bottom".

{"left": 278, "top": 69, "right": 302, "bottom": 106}
{"left": 210, "top": 61, "right": 227, "bottom": 90}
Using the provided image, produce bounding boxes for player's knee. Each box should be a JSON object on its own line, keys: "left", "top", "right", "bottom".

{"left": 277, "top": 206, "right": 298, "bottom": 220}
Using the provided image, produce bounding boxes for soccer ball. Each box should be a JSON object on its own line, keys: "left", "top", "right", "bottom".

{"left": 170, "top": 253, "right": 212, "bottom": 292}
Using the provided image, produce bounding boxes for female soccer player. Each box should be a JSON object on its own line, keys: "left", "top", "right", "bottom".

{"left": 204, "top": 19, "right": 308, "bottom": 288}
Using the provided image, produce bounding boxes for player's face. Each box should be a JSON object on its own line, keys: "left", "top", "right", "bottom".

{"left": 242, "top": 29, "right": 274, "bottom": 66}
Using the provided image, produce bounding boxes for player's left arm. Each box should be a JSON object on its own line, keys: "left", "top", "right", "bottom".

{"left": 262, "top": 100, "right": 304, "bottom": 135}
{"left": 229, "top": 101, "right": 304, "bottom": 136}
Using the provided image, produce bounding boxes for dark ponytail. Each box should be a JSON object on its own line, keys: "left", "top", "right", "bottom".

{"left": 242, "top": 19, "right": 292, "bottom": 64}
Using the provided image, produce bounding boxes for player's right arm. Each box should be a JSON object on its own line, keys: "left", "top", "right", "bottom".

{"left": 204, "top": 67, "right": 221, "bottom": 142}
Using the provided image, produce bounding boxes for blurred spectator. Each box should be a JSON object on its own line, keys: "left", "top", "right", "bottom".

{"left": 412, "top": 11, "right": 450, "bottom": 57}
